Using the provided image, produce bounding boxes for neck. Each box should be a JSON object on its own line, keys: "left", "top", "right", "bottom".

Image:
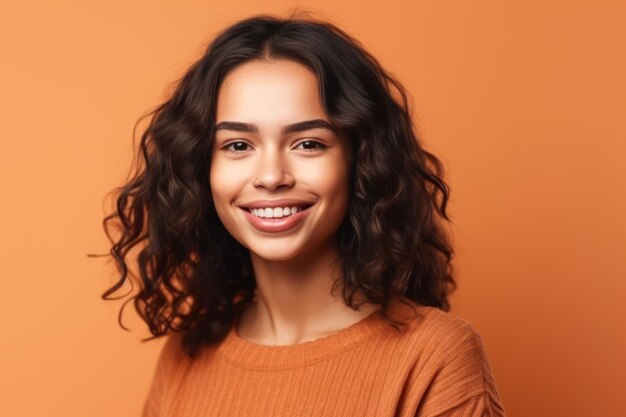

{"left": 238, "top": 241, "right": 379, "bottom": 346}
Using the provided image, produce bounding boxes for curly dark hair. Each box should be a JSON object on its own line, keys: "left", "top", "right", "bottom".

{"left": 95, "top": 11, "right": 456, "bottom": 358}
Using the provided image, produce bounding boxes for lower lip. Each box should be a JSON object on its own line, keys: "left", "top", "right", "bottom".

{"left": 240, "top": 205, "right": 315, "bottom": 233}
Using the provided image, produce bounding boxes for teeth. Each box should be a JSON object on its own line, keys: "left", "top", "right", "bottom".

{"left": 251, "top": 205, "right": 302, "bottom": 218}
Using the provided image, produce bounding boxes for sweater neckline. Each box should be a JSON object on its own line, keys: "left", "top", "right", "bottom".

{"left": 216, "top": 300, "right": 409, "bottom": 370}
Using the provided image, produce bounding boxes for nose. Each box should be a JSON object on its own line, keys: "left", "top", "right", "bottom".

{"left": 252, "top": 145, "right": 295, "bottom": 190}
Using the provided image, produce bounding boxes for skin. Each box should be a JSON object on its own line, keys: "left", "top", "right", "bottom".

{"left": 209, "top": 58, "right": 380, "bottom": 346}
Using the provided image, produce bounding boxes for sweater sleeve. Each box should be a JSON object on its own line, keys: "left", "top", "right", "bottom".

{"left": 414, "top": 320, "right": 506, "bottom": 417}
{"left": 141, "top": 334, "right": 185, "bottom": 417}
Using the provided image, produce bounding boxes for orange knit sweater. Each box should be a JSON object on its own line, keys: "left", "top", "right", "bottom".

{"left": 141, "top": 298, "right": 506, "bottom": 416}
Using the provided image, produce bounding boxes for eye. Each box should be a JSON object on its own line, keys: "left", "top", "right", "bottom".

{"left": 222, "top": 140, "right": 252, "bottom": 154}
{"left": 294, "top": 139, "right": 327, "bottom": 152}
{"left": 221, "top": 138, "right": 327, "bottom": 155}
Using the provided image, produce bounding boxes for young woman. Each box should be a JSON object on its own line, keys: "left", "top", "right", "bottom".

{"left": 101, "top": 12, "right": 506, "bottom": 417}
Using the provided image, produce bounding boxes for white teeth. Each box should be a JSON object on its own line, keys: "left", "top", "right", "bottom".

{"left": 251, "top": 205, "right": 302, "bottom": 218}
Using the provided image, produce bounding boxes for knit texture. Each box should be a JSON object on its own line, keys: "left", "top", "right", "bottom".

{"left": 141, "top": 298, "right": 506, "bottom": 416}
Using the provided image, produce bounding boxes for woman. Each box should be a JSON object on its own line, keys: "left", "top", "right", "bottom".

{"left": 101, "top": 12, "right": 506, "bottom": 417}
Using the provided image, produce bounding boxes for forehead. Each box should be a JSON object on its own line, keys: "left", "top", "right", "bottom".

{"left": 215, "top": 59, "right": 327, "bottom": 132}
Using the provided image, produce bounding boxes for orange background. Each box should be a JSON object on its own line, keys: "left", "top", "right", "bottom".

{"left": 1, "top": 1, "right": 624, "bottom": 416}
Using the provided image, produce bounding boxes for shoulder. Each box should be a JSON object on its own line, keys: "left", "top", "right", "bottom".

{"left": 423, "top": 308, "right": 492, "bottom": 379}
{"left": 404, "top": 301, "right": 492, "bottom": 372}
{"left": 388, "top": 298, "right": 486, "bottom": 352}
{"left": 390, "top": 299, "right": 505, "bottom": 416}
{"left": 419, "top": 305, "right": 486, "bottom": 352}
{"left": 153, "top": 332, "right": 190, "bottom": 380}
{"left": 383, "top": 298, "right": 497, "bottom": 389}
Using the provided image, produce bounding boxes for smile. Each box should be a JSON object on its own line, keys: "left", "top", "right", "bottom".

{"left": 240, "top": 203, "right": 316, "bottom": 233}
{"left": 246, "top": 205, "right": 312, "bottom": 218}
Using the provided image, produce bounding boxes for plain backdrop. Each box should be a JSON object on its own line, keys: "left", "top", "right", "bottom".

{"left": 1, "top": 1, "right": 624, "bottom": 416}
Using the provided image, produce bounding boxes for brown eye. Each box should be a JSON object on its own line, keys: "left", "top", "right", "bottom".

{"left": 295, "top": 139, "right": 327, "bottom": 152}
{"left": 223, "top": 141, "right": 251, "bottom": 154}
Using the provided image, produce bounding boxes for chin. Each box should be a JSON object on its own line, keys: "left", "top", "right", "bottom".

{"left": 249, "top": 248, "right": 303, "bottom": 262}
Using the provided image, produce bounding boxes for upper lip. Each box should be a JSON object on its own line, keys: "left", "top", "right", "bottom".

{"left": 238, "top": 199, "right": 317, "bottom": 209}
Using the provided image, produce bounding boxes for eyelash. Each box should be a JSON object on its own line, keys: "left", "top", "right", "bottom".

{"left": 221, "top": 139, "right": 327, "bottom": 155}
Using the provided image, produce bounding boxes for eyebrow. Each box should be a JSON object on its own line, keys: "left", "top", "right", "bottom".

{"left": 214, "top": 119, "right": 336, "bottom": 135}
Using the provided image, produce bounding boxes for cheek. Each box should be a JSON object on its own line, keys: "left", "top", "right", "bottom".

{"left": 208, "top": 166, "right": 240, "bottom": 234}
{"left": 302, "top": 162, "right": 351, "bottom": 216}
{"left": 209, "top": 160, "right": 243, "bottom": 199}
{"left": 209, "top": 159, "right": 240, "bottom": 196}
{"left": 315, "top": 157, "right": 351, "bottom": 193}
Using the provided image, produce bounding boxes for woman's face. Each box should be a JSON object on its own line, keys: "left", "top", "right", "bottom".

{"left": 209, "top": 59, "right": 353, "bottom": 262}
